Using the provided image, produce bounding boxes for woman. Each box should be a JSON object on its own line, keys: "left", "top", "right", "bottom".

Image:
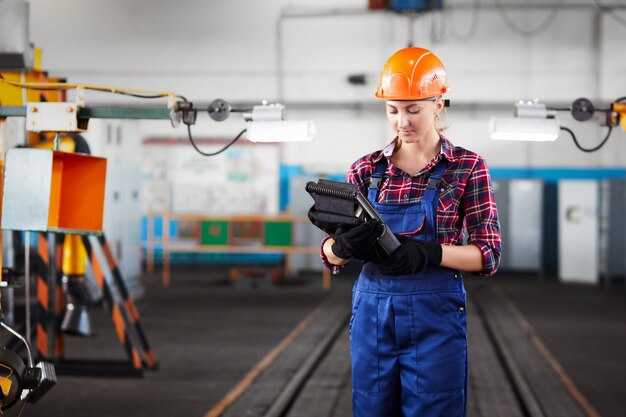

{"left": 321, "top": 47, "right": 501, "bottom": 417}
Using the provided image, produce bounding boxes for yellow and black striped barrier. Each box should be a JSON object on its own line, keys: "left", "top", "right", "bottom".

{"left": 35, "top": 233, "right": 65, "bottom": 361}
{"left": 30, "top": 232, "right": 156, "bottom": 372}
{"left": 81, "top": 236, "right": 143, "bottom": 370}
{"left": 96, "top": 235, "right": 158, "bottom": 370}
{"left": 35, "top": 234, "right": 49, "bottom": 360}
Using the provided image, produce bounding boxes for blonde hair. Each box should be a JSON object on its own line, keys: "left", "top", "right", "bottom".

{"left": 434, "top": 96, "right": 449, "bottom": 132}
{"left": 435, "top": 108, "right": 449, "bottom": 132}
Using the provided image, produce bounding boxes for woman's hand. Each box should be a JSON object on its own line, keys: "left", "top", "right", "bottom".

{"left": 376, "top": 235, "right": 443, "bottom": 276}
{"left": 331, "top": 221, "right": 384, "bottom": 259}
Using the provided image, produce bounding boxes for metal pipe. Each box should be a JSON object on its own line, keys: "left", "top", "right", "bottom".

{"left": 276, "top": 6, "right": 389, "bottom": 101}
{"left": 442, "top": 1, "right": 624, "bottom": 10}
{"left": 4, "top": 232, "right": 14, "bottom": 325}
{"left": 0, "top": 321, "right": 34, "bottom": 368}
{"left": 279, "top": 2, "right": 626, "bottom": 16}
{"left": 276, "top": 8, "right": 284, "bottom": 101}
{"left": 274, "top": 2, "right": 623, "bottom": 103}
{"left": 1, "top": 100, "right": 588, "bottom": 118}
{"left": 25, "top": 231, "right": 30, "bottom": 347}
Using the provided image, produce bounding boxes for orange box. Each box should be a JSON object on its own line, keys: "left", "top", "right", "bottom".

{"left": 2, "top": 149, "right": 107, "bottom": 234}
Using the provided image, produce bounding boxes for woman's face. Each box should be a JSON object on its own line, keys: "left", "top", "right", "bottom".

{"left": 386, "top": 99, "right": 442, "bottom": 143}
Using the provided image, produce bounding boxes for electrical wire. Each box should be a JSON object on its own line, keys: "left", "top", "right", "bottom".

{"left": 114, "top": 91, "right": 169, "bottom": 99}
{"left": 495, "top": 0, "right": 564, "bottom": 38}
{"left": 1, "top": 74, "right": 254, "bottom": 157}
{"left": 430, "top": 10, "right": 447, "bottom": 44}
{"left": 186, "top": 125, "right": 247, "bottom": 157}
{"left": 448, "top": 0, "right": 481, "bottom": 42}
{"left": 15, "top": 391, "right": 31, "bottom": 417}
{"left": 406, "top": 12, "right": 420, "bottom": 48}
{"left": 560, "top": 125, "right": 613, "bottom": 153}
{"left": 0, "top": 74, "right": 191, "bottom": 103}
{"left": 593, "top": 0, "right": 626, "bottom": 27}
{"left": 0, "top": 75, "right": 178, "bottom": 100}
{"left": 0, "top": 73, "right": 242, "bottom": 156}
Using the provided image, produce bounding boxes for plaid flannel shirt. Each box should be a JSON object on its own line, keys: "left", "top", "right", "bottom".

{"left": 320, "top": 135, "right": 501, "bottom": 276}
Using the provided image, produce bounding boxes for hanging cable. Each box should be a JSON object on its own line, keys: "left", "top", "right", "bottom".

{"left": 593, "top": 0, "right": 626, "bottom": 27}
{"left": 0, "top": 73, "right": 190, "bottom": 102}
{"left": 495, "top": 0, "right": 564, "bottom": 38}
{"left": 406, "top": 12, "right": 418, "bottom": 47}
{"left": 560, "top": 125, "right": 613, "bottom": 153}
{"left": 114, "top": 91, "right": 170, "bottom": 99}
{"left": 186, "top": 125, "right": 247, "bottom": 157}
{"left": 430, "top": 9, "right": 447, "bottom": 44}
{"left": 0, "top": 75, "right": 179, "bottom": 100}
{"left": 448, "top": 0, "right": 481, "bottom": 42}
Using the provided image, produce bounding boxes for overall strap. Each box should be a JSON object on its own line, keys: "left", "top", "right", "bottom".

{"left": 367, "top": 157, "right": 388, "bottom": 202}
{"left": 422, "top": 158, "right": 449, "bottom": 204}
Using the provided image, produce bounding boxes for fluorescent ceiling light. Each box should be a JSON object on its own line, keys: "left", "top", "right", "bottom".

{"left": 245, "top": 103, "right": 286, "bottom": 122}
{"left": 247, "top": 120, "right": 315, "bottom": 143}
{"left": 489, "top": 116, "right": 560, "bottom": 142}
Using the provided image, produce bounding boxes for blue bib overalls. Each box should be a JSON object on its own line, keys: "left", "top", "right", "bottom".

{"left": 350, "top": 158, "right": 468, "bottom": 417}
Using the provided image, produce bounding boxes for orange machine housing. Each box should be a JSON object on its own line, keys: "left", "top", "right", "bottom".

{"left": 1, "top": 149, "right": 107, "bottom": 234}
{"left": 47, "top": 151, "right": 107, "bottom": 233}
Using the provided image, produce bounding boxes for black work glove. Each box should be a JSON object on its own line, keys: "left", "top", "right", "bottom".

{"left": 377, "top": 235, "right": 442, "bottom": 276}
{"left": 331, "top": 221, "right": 384, "bottom": 260}
{"left": 353, "top": 245, "right": 385, "bottom": 263}
{"left": 308, "top": 207, "right": 360, "bottom": 236}
{"left": 307, "top": 180, "right": 362, "bottom": 236}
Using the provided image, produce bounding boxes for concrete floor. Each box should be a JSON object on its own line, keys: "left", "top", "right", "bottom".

{"left": 8, "top": 268, "right": 337, "bottom": 417}
{"left": 4, "top": 268, "right": 626, "bottom": 417}
{"left": 493, "top": 278, "right": 626, "bottom": 417}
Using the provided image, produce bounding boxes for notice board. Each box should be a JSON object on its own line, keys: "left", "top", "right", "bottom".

{"left": 141, "top": 139, "right": 280, "bottom": 215}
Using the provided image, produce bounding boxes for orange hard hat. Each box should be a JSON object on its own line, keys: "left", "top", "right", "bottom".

{"left": 375, "top": 47, "right": 449, "bottom": 100}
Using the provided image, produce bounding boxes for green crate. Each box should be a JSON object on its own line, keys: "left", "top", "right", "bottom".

{"left": 264, "top": 221, "right": 292, "bottom": 246}
{"left": 200, "top": 221, "right": 229, "bottom": 245}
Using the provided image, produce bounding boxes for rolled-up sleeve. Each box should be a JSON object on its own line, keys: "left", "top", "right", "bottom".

{"left": 463, "top": 157, "right": 502, "bottom": 276}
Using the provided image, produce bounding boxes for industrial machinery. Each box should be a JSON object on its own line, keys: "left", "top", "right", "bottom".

{"left": 0, "top": 320, "right": 56, "bottom": 413}
{"left": 489, "top": 97, "right": 626, "bottom": 152}
{"left": 368, "top": 0, "right": 444, "bottom": 12}
{"left": 0, "top": 0, "right": 315, "bottom": 412}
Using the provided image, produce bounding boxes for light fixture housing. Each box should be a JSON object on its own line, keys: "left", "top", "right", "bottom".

{"left": 489, "top": 100, "right": 560, "bottom": 142}
{"left": 243, "top": 102, "right": 286, "bottom": 122}
{"left": 489, "top": 116, "right": 560, "bottom": 142}
{"left": 247, "top": 120, "right": 316, "bottom": 143}
{"left": 241, "top": 101, "right": 316, "bottom": 143}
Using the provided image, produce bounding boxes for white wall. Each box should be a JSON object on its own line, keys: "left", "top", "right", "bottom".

{"left": 25, "top": 0, "right": 626, "bottom": 173}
